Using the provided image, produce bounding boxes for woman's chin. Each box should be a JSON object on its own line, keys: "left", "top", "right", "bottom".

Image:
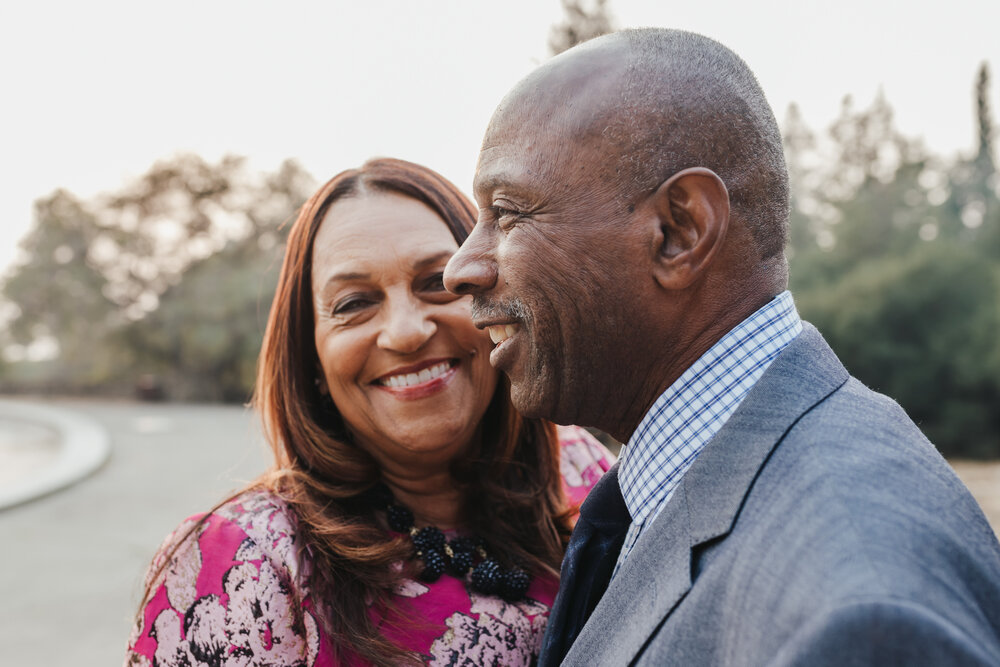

{"left": 364, "top": 423, "right": 473, "bottom": 469}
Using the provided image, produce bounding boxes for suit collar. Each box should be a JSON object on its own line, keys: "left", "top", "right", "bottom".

{"left": 563, "top": 323, "right": 849, "bottom": 665}
{"left": 682, "top": 322, "right": 848, "bottom": 542}
{"left": 619, "top": 290, "right": 802, "bottom": 527}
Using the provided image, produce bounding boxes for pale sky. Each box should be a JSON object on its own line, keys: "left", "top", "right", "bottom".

{"left": 2, "top": 0, "right": 998, "bottom": 277}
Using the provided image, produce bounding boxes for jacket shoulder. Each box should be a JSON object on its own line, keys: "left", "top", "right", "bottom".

{"left": 767, "top": 597, "right": 1000, "bottom": 666}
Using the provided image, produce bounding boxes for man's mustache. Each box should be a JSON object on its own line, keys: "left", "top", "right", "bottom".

{"left": 470, "top": 297, "right": 530, "bottom": 323}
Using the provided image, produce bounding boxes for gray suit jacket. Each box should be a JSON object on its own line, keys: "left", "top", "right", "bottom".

{"left": 562, "top": 323, "right": 1000, "bottom": 665}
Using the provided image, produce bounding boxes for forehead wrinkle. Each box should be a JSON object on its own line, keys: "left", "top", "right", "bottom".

{"left": 318, "top": 248, "right": 453, "bottom": 294}
{"left": 479, "top": 89, "right": 628, "bottom": 206}
{"left": 476, "top": 129, "right": 579, "bottom": 194}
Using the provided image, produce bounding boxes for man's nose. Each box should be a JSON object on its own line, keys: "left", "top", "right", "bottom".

{"left": 444, "top": 221, "right": 498, "bottom": 296}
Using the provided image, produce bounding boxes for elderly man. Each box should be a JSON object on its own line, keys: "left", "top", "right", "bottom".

{"left": 444, "top": 28, "right": 1000, "bottom": 666}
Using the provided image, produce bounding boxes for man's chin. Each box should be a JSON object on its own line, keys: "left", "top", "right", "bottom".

{"left": 508, "top": 379, "right": 563, "bottom": 423}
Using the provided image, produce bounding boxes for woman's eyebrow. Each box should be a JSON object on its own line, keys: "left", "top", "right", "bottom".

{"left": 412, "top": 250, "right": 454, "bottom": 270}
{"left": 319, "top": 250, "right": 453, "bottom": 293}
{"left": 319, "top": 271, "right": 370, "bottom": 295}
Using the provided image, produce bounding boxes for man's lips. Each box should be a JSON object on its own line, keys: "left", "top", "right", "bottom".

{"left": 485, "top": 323, "right": 522, "bottom": 371}
{"left": 373, "top": 359, "right": 456, "bottom": 388}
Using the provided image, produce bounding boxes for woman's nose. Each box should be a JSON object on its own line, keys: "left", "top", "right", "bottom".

{"left": 444, "top": 221, "right": 498, "bottom": 296}
{"left": 376, "top": 295, "right": 437, "bottom": 354}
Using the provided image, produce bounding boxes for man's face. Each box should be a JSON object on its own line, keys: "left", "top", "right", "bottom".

{"left": 444, "top": 118, "right": 646, "bottom": 425}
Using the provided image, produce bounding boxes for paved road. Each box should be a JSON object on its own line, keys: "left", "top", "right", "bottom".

{"left": 2, "top": 398, "right": 998, "bottom": 666}
{"left": 0, "top": 399, "right": 271, "bottom": 667}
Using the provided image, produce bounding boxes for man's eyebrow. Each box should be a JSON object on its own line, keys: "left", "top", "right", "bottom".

{"left": 475, "top": 165, "right": 537, "bottom": 199}
{"left": 473, "top": 172, "right": 509, "bottom": 196}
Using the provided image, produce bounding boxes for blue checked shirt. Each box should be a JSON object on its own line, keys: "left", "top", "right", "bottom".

{"left": 613, "top": 290, "right": 802, "bottom": 576}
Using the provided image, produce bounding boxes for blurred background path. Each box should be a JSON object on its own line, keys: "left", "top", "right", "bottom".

{"left": 0, "top": 398, "right": 998, "bottom": 666}
{"left": 0, "top": 399, "right": 270, "bottom": 666}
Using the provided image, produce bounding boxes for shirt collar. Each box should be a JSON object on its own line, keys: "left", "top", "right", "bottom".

{"left": 618, "top": 291, "right": 802, "bottom": 525}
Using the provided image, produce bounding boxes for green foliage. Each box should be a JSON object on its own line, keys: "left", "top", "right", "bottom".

{"left": 2, "top": 190, "right": 119, "bottom": 388}
{"left": 976, "top": 63, "right": 996, "bottom": 176}
{"left": 788, "top": 73, "right": 1000, "bottom": 458}
{"left": 0, "top": 154, "right": 313, "bottom": 401}
{"left": 797, "top": 243, "right": 1000, "bottom": 457}
{"left": 110, "top": 237, "right": 286, "bottom": 402}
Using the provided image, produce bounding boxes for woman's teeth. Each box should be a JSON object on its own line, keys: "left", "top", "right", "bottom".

{"left": 381, "top": 362, "right": 451, "bottom": 388}
{"left": 488, "top": 324, "right": 519, "bottom": 345}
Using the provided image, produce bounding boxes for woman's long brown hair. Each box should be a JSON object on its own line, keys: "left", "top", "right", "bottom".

{"left": 139, "top": 158, "right": 574, "bottom": 665}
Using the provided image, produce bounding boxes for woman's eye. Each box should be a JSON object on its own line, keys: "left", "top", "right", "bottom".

{"left": 422, "top": 273, "right": 446, "bottom": 292}
{"left": 331, "top": 297, "right": 371, "bottom": 315}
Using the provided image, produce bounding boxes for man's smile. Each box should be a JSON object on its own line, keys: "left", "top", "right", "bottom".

{"left": 487, "top": 323, "right": 521, "bottom": 345}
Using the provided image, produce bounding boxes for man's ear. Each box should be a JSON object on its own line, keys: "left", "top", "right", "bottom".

{"left": 646, "top": 167, "right": 730, "bottom": 290}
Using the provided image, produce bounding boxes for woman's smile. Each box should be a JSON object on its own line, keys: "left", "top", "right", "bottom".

{"left": 373, "top": 357, "right": 459, "bottom": 399}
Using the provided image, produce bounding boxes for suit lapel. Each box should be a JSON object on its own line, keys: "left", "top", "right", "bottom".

{"left": 564, "top": 324, "right": 849, "bottom": 666}
{"left": 562, "top": 478, "right": 696, "bottom": 665}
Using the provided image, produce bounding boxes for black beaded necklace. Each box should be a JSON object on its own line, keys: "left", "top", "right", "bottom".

{"left": 365, "top": 483, "right": 531, "bottom": 602}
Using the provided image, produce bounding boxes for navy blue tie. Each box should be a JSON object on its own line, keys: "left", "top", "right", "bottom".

{"left": 539, "top": 463, "right": 632, "bottom": 666}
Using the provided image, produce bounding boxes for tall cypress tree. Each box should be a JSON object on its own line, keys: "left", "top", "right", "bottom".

{"left": 975, "top": 62, "right": 996, "bottom": 178}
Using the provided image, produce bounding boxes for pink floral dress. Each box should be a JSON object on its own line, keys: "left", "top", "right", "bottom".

{"left": 124, "top": 425, "right": 614, "bottom": 666}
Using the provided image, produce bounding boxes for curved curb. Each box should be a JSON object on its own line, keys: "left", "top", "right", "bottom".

{"left": 0, "top": 399, "right": 111, "bottom": 510}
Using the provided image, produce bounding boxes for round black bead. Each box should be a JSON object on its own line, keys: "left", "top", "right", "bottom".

{"left": 420, "top": 549, "right": 446, "bottom": 582}
{"left": 386, "top": 504, "right": 414, "bottom": 533}
{"left": 412, "top": 526, "right": 446, "bottom": 554}
{"left": 470, "top": 558, "right": 503, "bottom": 594}
{"left": 448, "top": 548, "right": 475, "bottom": 576}
{"left": 501, "top": 567, "right": 530, "bottom": 601}
{"left": 449, "top": 537, "right": 476, "bottom": 555}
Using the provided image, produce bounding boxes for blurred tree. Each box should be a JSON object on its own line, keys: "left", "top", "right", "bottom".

{"left": 2, "top": 191, "right": 118, "bottom": 388}
{"left": 92, "top": 154, "right": 310, "bottom": 320}
{"left": 786, "top": 75, "right": 1000, "bottom": 458}
{"left": 549, "top": 0, "right": 615, "bottom": 56}
{"left": 801, "top": 242, "right": 1000, "bottom": 458}
{"left": 975, "top": 62, "right": 996, "bottom": 178}
{"left": 788, "top": 93, "right": 931, "bottom": 291}
{"left": 112, "top": 234, "right": 285, "bottom": 402}
{"left": 1, "top": 155, "right": 313, "bottom": 400}
{"left": 783, "top": 102, "right": 824, "bottom": 259}
{"left": 945, "top": 62, "right": 999, "bottom": 252}
{"left": 825, "top": 91, "right": 915, "bottom": 193}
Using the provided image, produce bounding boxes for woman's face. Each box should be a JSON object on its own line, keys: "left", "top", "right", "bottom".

{"left": 311, "top": 192, "right": 498, "bottom": 473}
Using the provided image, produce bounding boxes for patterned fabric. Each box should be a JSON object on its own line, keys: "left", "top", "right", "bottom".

{"left": 614, "top": 291, "right": 802, "bottom": 575}
{"left": 124, "top": 425, "right": 614, "bottom": 667}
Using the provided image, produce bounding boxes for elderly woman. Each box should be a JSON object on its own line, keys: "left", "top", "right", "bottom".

{"left": 124, "top": 158, "right": 613, "bottom": 666}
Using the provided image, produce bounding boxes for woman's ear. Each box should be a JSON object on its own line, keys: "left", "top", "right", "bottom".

{"left": 315, "top": 372, "right": 329, "bottom": 396}
{"left": 647, "top": 167, "right": 730, "bottom": 290}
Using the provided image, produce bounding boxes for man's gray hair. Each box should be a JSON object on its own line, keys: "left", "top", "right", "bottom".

{"left": 607, "top": 28, "right": 789, "bottom": 259}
